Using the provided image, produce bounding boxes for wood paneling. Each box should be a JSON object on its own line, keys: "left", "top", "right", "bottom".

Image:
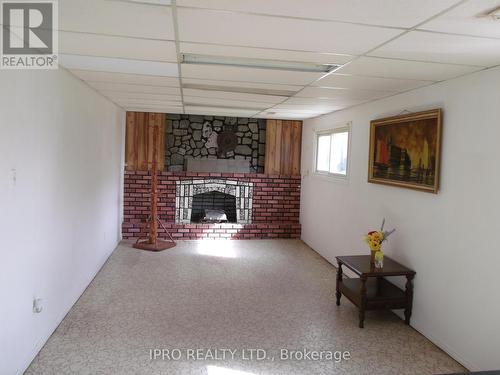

{"left": 125, "top": 111, "right": 166, "bottom": 171}
{"left": 290, "top": 121, "right": 302, "bottom": 175}
{"left": 265, "top": 119, "right": 302, "bottom": 175}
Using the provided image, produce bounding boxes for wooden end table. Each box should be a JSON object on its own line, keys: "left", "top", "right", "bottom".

{"left": 335, "top": 255, "right": 416, "bottom": 328}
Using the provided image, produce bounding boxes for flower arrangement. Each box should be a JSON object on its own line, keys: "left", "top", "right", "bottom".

{"left": 365, "top": 230, "right": 384, "bottom": 251}
{"left": 365, "top": 218, "right": 395, "bottom": 267}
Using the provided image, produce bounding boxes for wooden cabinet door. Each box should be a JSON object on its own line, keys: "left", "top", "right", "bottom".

{"left": 265, "top": 120, "right": 302, "bottom": 175}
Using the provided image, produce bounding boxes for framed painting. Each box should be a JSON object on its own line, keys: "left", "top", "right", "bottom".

{"left": 368, "top": 108, "right": 442, "bottom": 193}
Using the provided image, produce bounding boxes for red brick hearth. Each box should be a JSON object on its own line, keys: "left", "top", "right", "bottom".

{"left": 122, "top": 171, "right": 301, "bottom": 239}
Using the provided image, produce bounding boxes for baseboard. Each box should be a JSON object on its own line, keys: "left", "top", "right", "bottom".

{"left": 20, "top": 240, "right": 120, "bottom": 375}
{"left": 409, "top": 319, "right": 477, "bottom": 371}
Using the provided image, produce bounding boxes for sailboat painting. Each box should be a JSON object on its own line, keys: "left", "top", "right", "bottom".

{"left": 368, "top": 109, "right": 442, "bottom": 193}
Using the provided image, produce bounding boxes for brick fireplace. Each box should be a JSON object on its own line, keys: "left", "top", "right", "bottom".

{"left": 122, "top": 171, "right": 301, "bottom": 240}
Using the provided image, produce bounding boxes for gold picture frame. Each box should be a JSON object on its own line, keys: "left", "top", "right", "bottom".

{"left": 368, "top": 108, "right": 442, "bottom": 193}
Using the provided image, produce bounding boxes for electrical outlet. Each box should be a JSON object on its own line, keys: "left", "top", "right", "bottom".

{"left": 33, "top": 298, "right": 43, "bottom": 314}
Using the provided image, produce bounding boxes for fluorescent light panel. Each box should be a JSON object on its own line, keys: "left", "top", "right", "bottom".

{"left": 181, "top": 53, "right": 340, "bottom": 73}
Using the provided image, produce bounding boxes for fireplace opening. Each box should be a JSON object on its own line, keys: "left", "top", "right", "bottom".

{"left": 190, "top": 191, "right": 237, "bottom": 223}
{"left": 176, "top": 179, "right": 253, "bottom": 224}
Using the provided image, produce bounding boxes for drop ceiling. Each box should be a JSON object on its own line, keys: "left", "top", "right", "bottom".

{"left": 59, "top": 0, "right": 500, "bottom": 119}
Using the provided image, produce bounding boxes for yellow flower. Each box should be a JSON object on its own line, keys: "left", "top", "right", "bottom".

{"left": 365, "top": 231, "right": 384, "bottom": 251}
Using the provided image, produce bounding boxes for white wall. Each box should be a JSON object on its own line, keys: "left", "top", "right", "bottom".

{"left": 0, "top": 68, "right": 125, "bottom": 375}
{"left": 300, "top": 66, "right": 500, "bottom": 371}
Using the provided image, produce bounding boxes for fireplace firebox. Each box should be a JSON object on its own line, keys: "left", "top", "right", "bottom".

{"left": 191, "top": 191, "right": 237, "bottom": 223}
{"left": 175, "top": 179, "right": 253, "bottom": 224}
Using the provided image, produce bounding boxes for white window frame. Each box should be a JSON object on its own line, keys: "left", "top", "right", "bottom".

{"left": 313, "top": 122, "right": 351, "bottom": 179}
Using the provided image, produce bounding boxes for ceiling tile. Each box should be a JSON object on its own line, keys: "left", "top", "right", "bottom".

{"left": 116, "top": 100, "right": 183, "bottom": 108}
{"left": 420, "top": 0, "right": 500, "bottom": 39}
{"left": 296, "top": 87, "right": 396, "bottom": 100}
{"left": 183, "top": 96, "right": 272, "bottom": 110}
{"left": 60, "top": 0, "right": 175, "bottom": 39}
{"left": 177, "top": 0, "right": 459, "bottom": 28}
{"left": 179, "top": 42, "right": 354, "bottom": 65}
{"left": 268, "top": 105, "right": 325, "bottom": 112}
{"left": 271, "top": 104, "right": 337, "bottom": 112}
{"left": 283, "top": 96, "right": 368, "bottom": 108}
{"left": 60, "top": 32, "right": 177, "bottom": 62}
{"left": 254, "top": 111, "right": 312, "bottom": 120}
{"left": 177, "top": 8, "right": 402, "bottom": 55}
{"left": 131, "top": 0, "right": 172, "bottom": 4}
{"left": 70, "top": 70, "right": 180, "bottom": 87}
{"left": 256, "top": 111, "right": 316, "bottom": 120}
{"left": 87, "top": 82, "right": 181, "bottom": 95}
{"left": 370, "top": 31, "right": 500, "bottom": 67}
{"left": 181, "top": 64, "right": 320, "bottom": 85}
{"left": 184, "top": 106, "right": 259, "bottom": 117}
{"left": 60, "top": 55, "right": 179, "bottom": 76}
{"left": 124, "top": 107, "right": 184, "bottom": 114}
{"left": 336, "top": 56, "right": 483, "bottom": 81}
{"left": 181, "top": 78, "right": 303, "bottom": 93}
{"left": 182, "top": 88, "right": 287, "bottom": 103}
{"left": 313, "top": 73, "right": 432, "bottom": 91}
{"left": 100, "top": 91, "right": 181, "bottom": 101}
{"left": 263, "top": 108, "right": 327, "bottom": 117}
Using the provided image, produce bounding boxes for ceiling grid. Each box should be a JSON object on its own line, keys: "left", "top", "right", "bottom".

{"left": 60, "top": 0, "right": 500, "bottom": 119}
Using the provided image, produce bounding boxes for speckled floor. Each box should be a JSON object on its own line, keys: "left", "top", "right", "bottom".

{"left": 26, "top": 240, "right": 465, "bottom": 375}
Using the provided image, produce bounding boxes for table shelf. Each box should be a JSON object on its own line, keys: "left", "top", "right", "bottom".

{"left": 340, "top": 278, "right": 407, "bottom": 311}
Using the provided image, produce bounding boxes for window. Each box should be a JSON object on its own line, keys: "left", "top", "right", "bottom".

{"left": 315, "top": 125, "right": 350, "bottom": 177}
